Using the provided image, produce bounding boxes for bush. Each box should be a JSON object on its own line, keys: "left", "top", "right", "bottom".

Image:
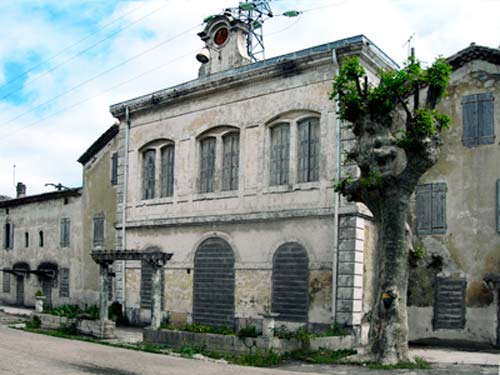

{"left": 25, "top": 316, "right": 41, "bottom": 329}
{"left": 45, "top": 304, "right": 99, "bottom": 320}
{"left": 237, "top": 325, "right": 259, "bottom": 338}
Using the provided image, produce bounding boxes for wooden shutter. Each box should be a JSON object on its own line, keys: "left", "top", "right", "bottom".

{"left": 270, "top": 124, "right": 290, "bottom": 185}
{"left": 497, "top": 180, "right": 500, "bottom": 233}
{"left": 477, "top": 93, "right": 495, "bottom": 145}
{"left": 8, "top": 224, "right": 13, "bottom": 249}
{"left": 462, "top": 95, "right": 478, "bottom": 147}
{"left": 200, "top": 138, "right": 216, "bottom": 193}
{"left": 433, "top": 277, "right": 466, "bottom": 330}
{"left": 93, "top": 216, "right": 104, "bottom": 246}
{"left": 416, "top": 185, "right": 432, "bottom": 234}
{"left": 272, "top": 243, "right": 309, "bottom": 322}
{"left": 59, "top": 268, "right": 70, "bottom": 298}
{"left": 2, "top": 273, "right": 10, "bottom": 293}
{"left": 222, "top": 133, "right": 239, "bottom": 191}
{"left": 111, "top": 152, "right": 118, "bottom": 185}
{"left": 60, "top": 219, "right": 70, "bottom": 247}
{"left": 431, "top": 183, "right": 447, "bottom": 234}
{"left": 143, "top": 149, "right": 156, "bottom": 199}
{"left": 161, "top": 145, "right": 175, "bottom": 197}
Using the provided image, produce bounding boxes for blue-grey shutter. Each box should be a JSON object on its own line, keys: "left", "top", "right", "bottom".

{"left": 222, "top": 133, "right": 239, "bottom": 191}
{"left": 281, "top": 125, "right": 290, "bottom": 184}
{"left": 462, "top": 94, "right": 478, "bottom": 147}
{"left": 111, "top": 152, "right": 118, "bottom": 185}
{"left": 497, "top": 180, "right": 500, "bottom": 233}
{"left": 309, "top": 118, "right": 320, "bottom": 181}
{"left": 416, "top": 185, "right": 432, "bottom": 234}
{"left": 3, "top": 224, "right": 8, "bottom": 249}
{"left": 93, "top": 216, "right": 104, "bottom": 246}
{"left": 200, "top": 138, "right": 216, "bottom": 193}
{"left": 270, "top": 127, "right": 279, "bottom": 185}
{"left": 432, "top": 183, "right": 447, "bottom": 234}
{"left": 59, "top": 268, "right": 70, "bottom": 298}
{"left": 2, "top": 273, "right": 10, "bottom": 293}
{"left": 433, "top": 277, "right": 466, "bottom": 330}
{"left": 9, "top": 224, "right": 13, "bottom": 249}
{"left": 143, "top": 149, "right": 156, "bottom": 199}
{"left": 477, "top": 93, "right": 495, "bottom": 145}
{"left": 161, "top": 145, "right": 175, "bottom": 197}
{"left": 60, "top": 219, "right": 70, "bottom": 247}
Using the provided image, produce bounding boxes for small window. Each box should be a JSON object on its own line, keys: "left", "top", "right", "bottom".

{"left": 3, "top": 223, "right": 14, "bottom": 249}
{"left": 93, "top": 215, "right": 105, "bottom": 247}
{"left": 25, "top": 232, "right": 29, "bottom": 248}
{"left": 270, "top": 124, "right": 290, "bottom": 185}
{"left": 59, "top": 268, "right": 70, "bottom": 298}
{"left": 160, "top": 145, "right": 175, "bottom": 197}
{"left": 199, "top": 137, "right": 216, "bottom": 193}
{"left": 433, "top": 277, "right": 466, "bottom": 330}
{"left": 2, "top": 273, "right": 10, "bottom": 293}
{"left": 222, "top": 133, "right": 239, "bottom": 191}
{"left": 143, "top": 149, "right": 156, "bottom": 200}
{"left": 111, "top": 152, "right": 119, "bottom": 186}
{"left": 39, "top": 231, "right": 44, "bottom": 247}
{"left": 462, "top": 93, "right": 495, "bottom": 147}
{"left": 297, "top": 118, "right": 320, "bottom": 182}
{"left": 60, "top": 218, "right": 70, "bottom": 247}
{"left": 416, "top": 183, "right": 447, "bottom": 235}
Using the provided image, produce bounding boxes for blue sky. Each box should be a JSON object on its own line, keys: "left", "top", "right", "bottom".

{"left": 0, "top": 0, "right": 498, "bottom": 196}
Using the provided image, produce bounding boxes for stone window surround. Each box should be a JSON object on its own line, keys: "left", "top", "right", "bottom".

{"left": 139, "top": 139, "right": 176, "bottom": 201}
{"left": 263, "top": 111, "right": 322, "bottom": 193}
{"left": 194, "top": 126, "right": 241, "bottom": 198}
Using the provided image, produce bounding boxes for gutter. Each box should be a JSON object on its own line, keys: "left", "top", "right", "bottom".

{"left": 120, "top": 106, "right": 131, "bottom": 304}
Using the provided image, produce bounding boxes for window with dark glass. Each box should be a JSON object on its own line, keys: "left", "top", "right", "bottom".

{"left": 270, "top": 124, "right": 290, "bottom": 185}
{"left": 39, "top": 231, "right": 44, "bottom": 247}
{"left": 3, "top": 223, "right": 13, "bottom": 250}
{"left": 160, "top": 145, "right": 175, "bottom": 197}
{"left": 143, "top": 149, "right": 156, "bottom": 199}
{"left": 199, "top": 137, "right": 216, "bottom": 193}
{"left": 297, "top": 118, "right": 320, "bottom": 182}
{"left": 25, "top": 232, "right": 29, "bottom": 248}
{"left": 222, "top": 133, "right": 239, "bottom": 191}
{"left": 111, "top": 152, "right": 118, "bottom": 185}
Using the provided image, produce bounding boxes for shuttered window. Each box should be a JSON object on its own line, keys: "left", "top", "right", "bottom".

{"left": 59, "top": 268, "right": 70, "bottom": 298}
{"left": 2, "top": 273, "right": 10, "bottom": 293}
{"left": 93, "top": 215, "right": 105, "bottom": 247}
{"left": 433, "top": 277, "right": 466, "bottom": 330}
{"left": 272, "top": 243, "right": 309, "bottom": 322}
{"left": 200, "top": 138, "right": 216, "bottom": 193}
{"left": 298, "top": 118, "right": 320, "bottom": 183}
{"left": 270, "top": 124, "right": 290, "bottom": 186}
{"left": 111, "top": 152, "right": 118, "bottom": 186}
{"left": 462, "top": 93, "right": 495, "bottom": 147}
{"left": 160, "top": 145, "right": 175, "bottom": 197}
{"left": 140, "top": 261, "right": 164, "bottom": 310}
{"left": 60, "top": 218, "right": 70, "bottom": 247}
{"left": 497, "top": 180, "right": 500, "bottom": 233}
{"left": 143, "top": 149, "right": 156, "bottom": 199}
{"left": 222, "top": 133, "right": 239, "bottom": 191}
{"left": 416, "top": 183, "right": 447, "bottom": 235}
{"left": 3, "top": 223, "right": 13, "bottom": 249}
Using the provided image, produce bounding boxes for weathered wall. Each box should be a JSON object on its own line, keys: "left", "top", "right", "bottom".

{"left": 408, "top": 58, "right": 500, "bottom": 344}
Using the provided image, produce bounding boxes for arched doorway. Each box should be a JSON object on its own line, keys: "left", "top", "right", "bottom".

{"left": 12, "top": 262, "right": 30, "bottom": 306}
{"left": 37, "top": 262, "right": 58, "bottom": 309}
{"left": 193, "top": 238, "right": 235, "bottom": 327}
{"left": 272, "top": 242, "right": 309, "bottom": 322}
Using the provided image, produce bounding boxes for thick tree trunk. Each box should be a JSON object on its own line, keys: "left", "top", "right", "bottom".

{"left": 368, "top": 188, "right": 411, "bottom": 364}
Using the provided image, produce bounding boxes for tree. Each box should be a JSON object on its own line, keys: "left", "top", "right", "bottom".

{"left": 332, "top": 53, "right": 451, "bottom": 364}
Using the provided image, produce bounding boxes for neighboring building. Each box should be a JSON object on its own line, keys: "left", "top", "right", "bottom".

{"left": 408, "top": 44, "right": 500, "bottom": 346}
{"left": 0, "top": 184, "right": 86, "bottom": 307}
{"left": 109, "top": 14, "right": 396, "bottom": 331}
{"left": 78, "top": 124, "right": 121, "bottom": 304}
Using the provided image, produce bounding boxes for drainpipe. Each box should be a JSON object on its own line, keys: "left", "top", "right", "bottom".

{"left": 331, "top": 48, "right": 341, "bottom": 325}
{"left": 121, "top": 106, "right": 131, "bottom": 305}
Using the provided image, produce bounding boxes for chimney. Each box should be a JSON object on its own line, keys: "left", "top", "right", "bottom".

{"left": 16, "top": 182, "right": 26, "bottom": 198}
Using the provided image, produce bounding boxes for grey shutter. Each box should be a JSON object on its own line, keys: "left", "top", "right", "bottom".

{"left": 60, "top": 219, "right": 70, "bottom": 247}
{"left": 200, "top": 138, "right": 216, "bottom": 193}
{"left": 161, "top": 145, "right": 175, "bottom": 197}
{"left": 431, "top": 183, "right": 447, "bottom": 234}
{"left": 59, "top": 268, "right": 70, "bottom": 298}
{"left": 3, "top": 224, "right": 8, "bottom": 249}
{"left": 297, "top": 121, "right": 309, "bottom": 183}
{"left": 477, "top": 93, "right": 495, "bottom": 145}
{"left": 9, "top": 224, "right": 13, "bottom": 249}
{"left": 309, "top": 118, "right": 320, "bottom": 181}
{"left": 416, "top": 185, "right": 432, "bottom": 234}
{"left": 140, "top": 261, "right": 153, "bottom": 309}
{"left": 108, "top": 272, "right": 113, "bottom": 300}
{"left": 497, "top": 180, "right": 500, "bottom": 233}
{"left": 272, "top": 243, "right": 309, "bottom": 322}
{"left": 143, "top": 149, "right": 156, "bottom": 199}
{"left": 111, "top": 152, "right": 118, "bottom": 185}
{"left": 462, "top": 95, "right": 478, "bottom": 147}
{"left": 93, "top": 216, "right": 104, "bottom": 246}
{"left": 60, "top": 220, "right": 64, "bottom": 247}
{"left": 270, "top": 124, "right": 290, "bottom": 185}
{"left": 433, "top": 277, "right": 466, "bottom": 330}
{"left": 222, "top": 133, "right": 239, "bottom": 191}
{"left": 2, "top": 273, "right": 10, "bottom": 293}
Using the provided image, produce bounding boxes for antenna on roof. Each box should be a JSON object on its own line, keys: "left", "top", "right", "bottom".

{"left": 208, "top": 1, "right": 301, "bottom": 62}
{"left": 402, "top": 33, "right": 415, "bottom": 58}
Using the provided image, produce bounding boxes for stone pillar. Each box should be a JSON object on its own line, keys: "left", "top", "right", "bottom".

{"left": 150, "top": 265, "right": 163, "bottom": 329}
{"left": 99, "top": 263, "right": 110, "bottom": 325}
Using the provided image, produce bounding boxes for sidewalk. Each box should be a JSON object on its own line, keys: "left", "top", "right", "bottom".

{"left": 0, "top": 304, "right": 34, "bottom": 317}
{"left": 411, "top": 347, "right": 500, "bottom": 366}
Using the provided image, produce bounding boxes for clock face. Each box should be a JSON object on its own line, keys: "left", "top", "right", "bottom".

{"left": 214, "top": 27, "right": 229, "bottom": 46}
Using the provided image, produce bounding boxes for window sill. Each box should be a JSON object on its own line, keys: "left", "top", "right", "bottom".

{"left": 292, "top": 181, "right": 320, "bottom": 191}
{"left": 263, "top": 185, "right": 292, "bottom": 194}
{"left": 137, "top": 197, "right": 175, "bottom": 207}
{"left": 193, "top": 191, "right": 239, "bottom": 202}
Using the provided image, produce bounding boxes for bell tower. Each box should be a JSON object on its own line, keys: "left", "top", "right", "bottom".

{"left": 197, "top": 15, "right": 251, "bottom": 77}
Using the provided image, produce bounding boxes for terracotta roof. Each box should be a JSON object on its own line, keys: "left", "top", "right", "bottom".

{"left": 78, "top": 124, "right": 119, "bottom": 165}
{"left": 447, "top": 44, "right": 500, "bottom": 70}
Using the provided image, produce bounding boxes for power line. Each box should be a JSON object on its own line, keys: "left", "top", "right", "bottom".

{"left": 0, "top": 22, "right": 200, "bottom": 130}
{"left": 0, "top": 0, "right": 171, "bottom": 103}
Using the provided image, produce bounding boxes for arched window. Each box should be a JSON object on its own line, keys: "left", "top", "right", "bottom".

{"left": 142, "top": 149, "right": 156, "bottom": 200}
{"left": 272, "top": 242, "right": 309, "bottom": 322}
{"left": 270, "top": 123, "right": 290, "bottom": 185}
{"left": 297, "top": 117, "right": 320, "bottom": 182}
{"left": 222, "top": 132, "right": 239, "bottom": 191}
{"left": 161, "top": 145, "right": 175, "bottom": 197}
{"left": 199, "top": 137, "right": 216, "bottom": 193}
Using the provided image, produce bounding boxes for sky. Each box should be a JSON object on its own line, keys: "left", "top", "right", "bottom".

{"left": 0, "top": 0, "right": 498, "bottom": 197}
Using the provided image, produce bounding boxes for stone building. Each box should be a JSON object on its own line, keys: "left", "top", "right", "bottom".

{"left": 0, "top": 184, "right": 86, "bottom": 307}
{"left": 408, "top": 44, "right": 500, "bottom": 346}
{"left": 108, "top": 14, "right": 396, "bottom": 333}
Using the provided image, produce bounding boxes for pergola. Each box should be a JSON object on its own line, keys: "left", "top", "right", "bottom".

{"left": 90, "top": 250, "right": 173, "bottom": 332}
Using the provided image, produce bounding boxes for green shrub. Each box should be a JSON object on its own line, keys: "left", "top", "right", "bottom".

{"left": 45, "top": 304, "right": 99, "bottom": 320}
{"left": 25, "top": 316, "right": 41, "bottom": 330}
{"left": 237, "top": 325, "right": 259, "bottom": 338}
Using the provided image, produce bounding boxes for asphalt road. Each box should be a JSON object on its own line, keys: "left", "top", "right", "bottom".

{"left": 0, "top": 312, "right": 497, "bottom": 375}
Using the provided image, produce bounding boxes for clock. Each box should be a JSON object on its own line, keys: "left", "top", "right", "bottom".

{"left": 214, "top": 27, "right": 229, "bottom": 46}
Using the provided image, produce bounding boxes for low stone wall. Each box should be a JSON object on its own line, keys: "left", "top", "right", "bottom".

{"left": 36, "top": 313, "right": 115, "bottom": 339}
{"left": 143, "top": 328, "right": 354, "bottom": 355}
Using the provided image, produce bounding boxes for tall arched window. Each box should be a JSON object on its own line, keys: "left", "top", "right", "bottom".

{"left": 272, "top": 242, "right": 309, "bottom": 322}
